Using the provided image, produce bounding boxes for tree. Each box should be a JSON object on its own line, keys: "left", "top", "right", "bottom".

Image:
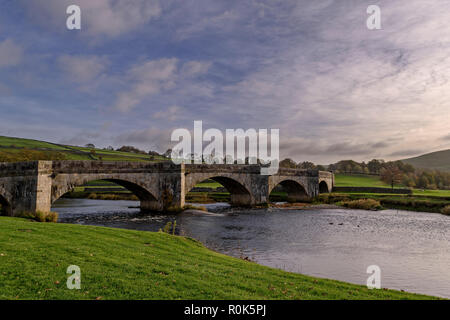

{"left": 297, "top": 161, "right": 316, "bottom": 170}
{"left": 85, "top": 143, "right": 95, "bottom": 148}
{"left": 368, "top": 159, "right": 384, "bottom": 174}
{"left": 279, "top": 158, "right": 297, "bottom": 168}
{"left": 380, "top": 164, "right": 403, "bottom": 190}
{"left": 163, "top": 149, "right": 172, "bottom": 159}
{"left": 116, "top": 146, "right": 146, "bottom": 154}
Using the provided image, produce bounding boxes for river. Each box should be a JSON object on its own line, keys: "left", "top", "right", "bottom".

{"left": 53, "top": 198, "right": 450, "bottom": 299}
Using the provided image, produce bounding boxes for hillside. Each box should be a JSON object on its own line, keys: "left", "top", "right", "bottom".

{"left": 0, "top": 136, "right": 165, "bottom": 163}
{"left": 402, "top": 149, "right": 450, "bottom": 172}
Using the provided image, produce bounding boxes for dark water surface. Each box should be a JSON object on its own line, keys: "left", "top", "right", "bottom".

{"left": 53, "top": 198, "right": 450, "bottom": 298}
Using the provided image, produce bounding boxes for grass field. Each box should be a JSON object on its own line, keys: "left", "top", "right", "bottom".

{"left": 0, "top": 217, "right": 435, "bottom": 300}
{"left": 334, "top": 174, "right": 404, "bottom": 188}
{"left": 412, "top": 189, "right": 450, "bottom": 197}
{"left": 329, "top": 174, "right": 449, "bottom": 213}
{"left": 0, "top": 136, "right": 166, "bottom": 163}
{"left": 0, "top": 136, "right": 69, "bottom": 150}
{"left": 335, "top": 174, "right": 450, "bottom": 198}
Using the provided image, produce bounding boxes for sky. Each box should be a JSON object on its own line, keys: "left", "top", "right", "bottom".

{"left": 0, "top": 0, "right": 449, "bottom": 164}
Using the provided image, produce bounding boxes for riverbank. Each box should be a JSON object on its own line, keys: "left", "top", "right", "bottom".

{"left": 0, "top": 216, "right": 437, "bottom": 300}
{"left": 59, "top": 190, "right": 450, "bottom": 216}
{"left": 316, "top": 193, "right": 450, "bottom": 215}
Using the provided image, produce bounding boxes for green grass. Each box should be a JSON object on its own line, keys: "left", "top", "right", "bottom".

{"left": 334, "top": 174, "right": 450, "bottom": 200}
{"left": 412, "top": 189, "right": 450, "bottom": 197}
{"left": 0, "top": 217, "right": 435, "bottom": 300}
{"left": 0, "top": 136, "right": 166, "bottom": 163}
{"left": 334, "top": 174, "right": 403, "bottom": 188}
{"left": 0, "top": 136, "right": 69, "bottom": 151}
{"left": 194, "top": 180, "right": 223, "bottom": 189}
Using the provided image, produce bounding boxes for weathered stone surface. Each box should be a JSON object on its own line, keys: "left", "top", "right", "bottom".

{"left": 0, "top": 161, "right": 334, "bottom": 215}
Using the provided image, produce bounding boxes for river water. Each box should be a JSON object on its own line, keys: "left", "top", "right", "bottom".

{"left": 53, "top": 198, "right": 450, "bottom": 298}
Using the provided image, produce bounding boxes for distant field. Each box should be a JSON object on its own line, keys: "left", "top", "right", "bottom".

{"left": 334, "top": 174, "right": 404, "bottom": 188}
{"left": 195, "top": 180, "right": 223, "bottom": 189}
{"left": 413, "top": 189, "right": 450, "bottom": 197}
{"left": 0, "top": 136, "right": 166, "bottom": 163}
{"left": 335, "top": 174, "right": 450, "bottom": 198}
{"left": 0, "top": 136, "right": 69, "bottom": 151}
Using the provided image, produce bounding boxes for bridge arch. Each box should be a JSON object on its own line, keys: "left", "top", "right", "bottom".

{"left": 185, "top": 174, "right": 253, "bottom": 206}
{"left": 319, "top": 180, "right": 330, "bottom": 193}
{"left": 0, "top": 183, "right": 12, "bottom": 215}
{"left": 51, "top": 175, "right": 159, "bottom": 212}
{"left": 269, "top": 179, "right": 310, "bottom": 203}
{"left": 0, "top": 194, "right": 12, "bottom": 216}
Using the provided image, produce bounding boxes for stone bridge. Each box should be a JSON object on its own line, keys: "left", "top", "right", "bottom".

{"left": 0, "top": 161, "right": 334, "bottom": 216}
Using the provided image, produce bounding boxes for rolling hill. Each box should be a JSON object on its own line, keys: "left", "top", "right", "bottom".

{"left": 0, "top": 136, "right": 166, "bottom": 162}
{"left": 402, "top": 149, "right": 450, "bottom": 172}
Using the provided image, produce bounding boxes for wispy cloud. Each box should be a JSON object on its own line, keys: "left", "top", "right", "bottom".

{"left": 0, "top": 39, "right": 23, "bottom": 68}
{"left": 58, "top": 55, "right": 109, "bottom": 82}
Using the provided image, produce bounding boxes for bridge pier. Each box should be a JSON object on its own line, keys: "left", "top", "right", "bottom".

{"left": 0, "top": 161, "right": 53, "bottom": 216}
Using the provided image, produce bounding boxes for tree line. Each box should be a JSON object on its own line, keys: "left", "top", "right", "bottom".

{"left": 279, "top": 158, "right": 450, "bottom": 190}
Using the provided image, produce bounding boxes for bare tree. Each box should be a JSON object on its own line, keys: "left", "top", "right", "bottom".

{"left": 380, "top": 164, "right": 403, "bottom": 190}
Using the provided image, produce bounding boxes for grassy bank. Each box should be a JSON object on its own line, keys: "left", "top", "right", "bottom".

{"left": 0, "top": 217, "right": 435, "bottom": 300}
{"left": 317, "top": 193, "right": 450, "bottom": 214}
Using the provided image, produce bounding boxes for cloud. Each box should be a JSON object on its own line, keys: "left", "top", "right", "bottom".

{"left": 113, "top": 58, "right": 178, "bottom": 112}
{"left": 18, "top": 0, "right": 161, "bottom": 38}
{"left": 153, "top": 105, "right": 182, "bottom": 121}
{"left": 388, "top": 149, "right": 425, "bottom": 158}
{"left": 113, "top": 59, "right": 211, "bottom": 113}
{"left": 175, "top": 10, "right": 240, "bottom": 40}
{"left": 113, "top": 127, "right": 173, "bottom": 152}
{"left": 440, "top": 134, "right": 450, "bottom": 141}
{"left": 279, "top": 137, "right": 392, "bottom": 160}
{"left": 180, "top": 61, "right": 212, "bottom": 78}
{"left": 0, "top": 39, "right": 23, "bottom": 68}
{"left": 58, "top": 55, "right": 109, "bottom": 82}
{"left": 59, "top": 131, "right": 102, "bottom": 147}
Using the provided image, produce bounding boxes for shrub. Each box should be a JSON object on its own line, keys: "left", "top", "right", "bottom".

{"left": 160, "top": 221, "right": 177, "bottom": 235}
{"left": 45, "top": 211, "right": 59, "bottom": 222}
{"left": 441, "top": 205, "right": 450, "bottom": 215}
{"left": 19, "top": 210, "right": 58, "bottom": 222}
{"left": 340, "top": 199, "right": 382, "bottom": 210}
